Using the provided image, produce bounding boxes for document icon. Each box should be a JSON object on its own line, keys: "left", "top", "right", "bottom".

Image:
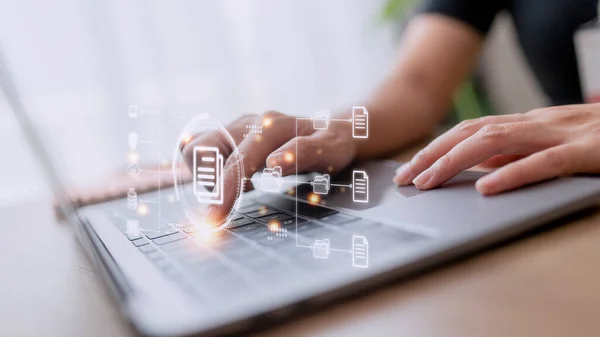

{"left": 352, "top": 170, "right": 369, "bottom": 203}
{"left": 312, "top": 174, "right": 330, "bottom": 195}
{"left": 128, "top": 105, "right": 138, "bottom": 118}
{"left": 352, "top": 107, "right": 368, "bottom": 139}
{"left": 313, "top": 110, "right": 330, "bottom": 130}
{"left": 126, "top": 220, "right": 140, "bottom": 237}
{"left": 261, "top": 166, "right": 283, "bottom": 193}
{"left": 193, "top": 146, "right": 224, "bottom": 205}
{"left": 352, "top": 235, "right": 369, "bottom": 268}
{"left": 312, "top": 238, "right": 330, "bottom": 259}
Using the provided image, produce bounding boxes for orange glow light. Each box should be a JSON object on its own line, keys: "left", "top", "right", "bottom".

{"left": 308, "top": 193, "right": 321, "bottom": 205}
{"left": 182, "top": 133, "right": 193, "bottom": 145}
{"left": 128, "top": 152, "right": 139, "bottom": 164}
{"left": 258, "top": 206, "right": 268, "bottom": 215}
{"left": 137, "top": 203, "right": 149, "bottom": 216}
{"left": 284, "top": 152, "right": 294, "bottom": 163}
{"left": 262, "top": 117, "right": 273, "bottom": 127}
{"left": 268, "top": 221, "right": 280, "bottom": 232}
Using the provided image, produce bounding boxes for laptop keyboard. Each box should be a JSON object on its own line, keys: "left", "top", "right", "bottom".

{"left": 107, "top": 196, "right": 429, "bottom": 300}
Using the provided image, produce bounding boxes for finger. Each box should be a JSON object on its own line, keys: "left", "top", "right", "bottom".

{"left": 394, "top": 114, "right": 527, "bottom": 185}
{"left": 476, "top": 142, "right": 589, "bottom": 195}
{"left": 182, "top": 114, "right": 256, "bottom": 173}
{"left": 266, "top": 130, "right": 355, "bottom": 176}
{"left": 412, "top": 122, "right": 562, "bottom": 189}
{"left": 477, "top": 154, "right": 526, "bottom": 169}
{"left": 207, "top": 114, "right": 312, "bottom": 222}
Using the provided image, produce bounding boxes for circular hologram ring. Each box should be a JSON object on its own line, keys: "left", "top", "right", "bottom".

{"left": 172, "top": 114, "right": 244, "bottom": 232}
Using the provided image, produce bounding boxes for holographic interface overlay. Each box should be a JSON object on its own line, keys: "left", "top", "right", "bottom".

{"left": 172, "top": 114, "right": 244, "bottom": 232}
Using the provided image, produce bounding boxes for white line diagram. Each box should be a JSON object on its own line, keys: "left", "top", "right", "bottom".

{"left": 290, "top": 111, "right": 370, "bottom": 267}
{"left": 128, "top": 106, "right": 173, "bottom": 233}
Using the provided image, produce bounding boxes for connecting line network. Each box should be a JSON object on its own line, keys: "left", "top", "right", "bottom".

{"left": 291, "top": 110, "right": 370, "bottom": 264}
{"left": 126, "top": 106, "right": 166, "bottom": 234}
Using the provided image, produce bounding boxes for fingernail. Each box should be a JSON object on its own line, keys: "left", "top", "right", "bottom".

{"left": 413, "top": 169, "right": 433, "bottom": 189}
{"left": 476, "top": 173, "right": 500, "bottom": 195}
{"left": 266, "top": 152, "right": 284, "bottom": 167}
{"left": 266, "top": 152, "right": 295, "bottom": 172}
{"left": 393, "top": 163, "right": 412, "bottom": 185}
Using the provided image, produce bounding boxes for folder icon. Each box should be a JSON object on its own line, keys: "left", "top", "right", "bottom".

{"left": 261, "top": 166, "right": 283, "bottom": 193}
{"left": 193, "top": 146, "right": 224, "bottom": 205}
{"left": 312, "top": 238, "right": 330, "bottom": 259}
{"left": 313, "top": 110, "right": 330, "bottom": 130}
{"left": 312, "top": 174, "right": 330, "bottom": 195}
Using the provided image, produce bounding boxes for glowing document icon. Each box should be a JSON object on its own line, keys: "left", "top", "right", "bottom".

{"left": 352, "top": 170, "right": 369, "bottom": 203}
{"left": 312, "top": 238, "right": 330, "bottom": 259}
{"left": 352, "top": 107, "right": 368, "bottom": 139}
{"left": 352, "top": 235, "right": 369, "bottom": 268}
{"left": 193, "top": 146, "right": 224, "bottom": 205}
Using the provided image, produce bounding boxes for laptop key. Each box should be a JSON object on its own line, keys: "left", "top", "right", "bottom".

{"left": 139, "top": 244, "right": 157, "bottom": 254}
{"left": 229, "top": 222, "right": 263, "bottom": 235}
{"left": 146, "top": 251, "right": 165, "bottom": 261}
{"left": 132, "top": 237, "right": 150, "bottom": 247}
{"left": 144, "top": 227, "right": 179, "bottom": 240}
{"left": 152, "top": 232, "right": 187, "bottom": 245}
{"left": 258, "top": 197, "right": 338, "bottom": 218}
{"left": 126, "top": 233, "right": 143, "bottom": 241}
{"left": 255, "top": 212, "right": 293, "bottom": 223}
{"left": 229, "top": 217, "right": 255, "bottom": 229}
{"left": 246, "top": 208, "right": 279, "bottom": 219}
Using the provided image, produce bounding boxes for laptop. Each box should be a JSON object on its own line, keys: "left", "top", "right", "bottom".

{"left": 3, "top": 48, "right": 600, "bottom": 337}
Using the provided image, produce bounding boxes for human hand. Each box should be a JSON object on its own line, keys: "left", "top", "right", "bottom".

{"left": 394, "top": 104, "right": 600, "bottom": 195}
{"left": 185, "top": 111, "right": 356, "bottom": 224}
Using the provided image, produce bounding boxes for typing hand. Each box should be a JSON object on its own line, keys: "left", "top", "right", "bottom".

{"left": 394, "top": 104, "right": 600, "bottom": 195}
{"left": 185, "top": 111, "right": 356, "bottom": 224}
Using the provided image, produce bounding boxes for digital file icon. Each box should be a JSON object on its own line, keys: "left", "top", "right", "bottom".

{"left": 128, "top": 131, "right": 138, "bottom": 151}
{"left": 352, "top": 235, "right": 369, "bottom": 268}
{"left": 127, "top": 162, "right": 141, "bottom": 178}
{"left": 127, "top": 188, "right": 138, "bottom": 210}
{"left": 312, "top": 174, "right": 330, "bottom": 195}
{"left": 352, "top": 170, "right": 369, "bottom": 203}
{"left": 261, "top": 166, "right": 283, "bottom": 193}
{"left": 128, "top": 105, "right": 138, "bottom": 119}
{"left": 193, "top": 146, "right": 224, "bottom": 205}
{"left": 352, "top": 106, "right": 368, "bottom": 139}
{"left": 312, "top": 238, "right": 330, "bottom": 259}
{"left": 312, "top": 110, "right": 330, "bottom": 130}
{"left": 126, "top": 220, "right": 140, "bottom": 237}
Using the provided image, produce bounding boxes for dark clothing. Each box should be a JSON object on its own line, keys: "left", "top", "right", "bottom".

{"left": 421, "top": 0, "right": 598, "bottom": 105}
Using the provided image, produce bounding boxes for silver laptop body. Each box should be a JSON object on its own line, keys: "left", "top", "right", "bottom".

{"left": 3, "top": 47, "right": 600, "bottom": 337}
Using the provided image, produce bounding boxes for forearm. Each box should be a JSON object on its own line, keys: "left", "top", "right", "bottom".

{"left": 335, "top": 14, "right": 484, "bottom": 159}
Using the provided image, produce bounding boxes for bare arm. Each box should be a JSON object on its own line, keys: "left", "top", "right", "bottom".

{"left": 346, "top": 14, "right": 485, "bottom": 158}
{"left": 195, "top": 14, "right": 488, "bottom": 223}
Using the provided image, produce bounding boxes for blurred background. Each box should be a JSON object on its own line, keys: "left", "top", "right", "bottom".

{"left": 0, "top": 0, "right": 546, "bottom": 208}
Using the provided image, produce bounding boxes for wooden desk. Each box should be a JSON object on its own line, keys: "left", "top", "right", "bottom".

{"left": 3, "top": 143, "right": 600, "bottom": 337}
